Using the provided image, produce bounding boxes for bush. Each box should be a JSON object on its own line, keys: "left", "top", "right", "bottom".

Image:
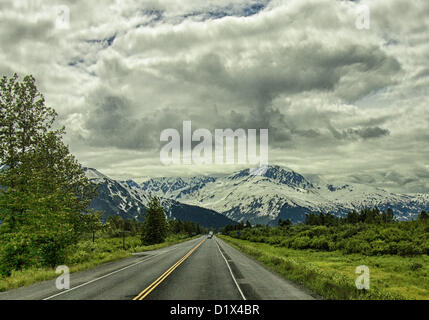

{"left": 310, "top": 236, "right": 330, "bottom": 250}
{"left": 228, "top": 219, "right": 428, "bottom": 257}
{"left": 370, "top": 240, "right": 390, "bottom": 255}
{"left": 397, "top": 241, "right": 416, "bottom": 256}
{"left": 291, "top": 236, "right": 311, "bottom": 249}
{"left": 410, "top": 262, "right": 423, "bottom": 271}
{"left": 0, "top": 236, "right": 36, "bottom": 277}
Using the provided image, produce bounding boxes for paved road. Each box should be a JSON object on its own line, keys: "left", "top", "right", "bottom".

{"left": 0, "top": 236, "right": 316, "bottom": 300}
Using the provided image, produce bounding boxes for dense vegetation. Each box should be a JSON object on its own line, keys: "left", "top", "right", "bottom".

{"left": 220, "top": 235, "right": 429, "bottom": 300}
{"left": 221, "top": 209, "right": 429, "bottom": 300}
{"left": 0, "top": 74, "right": 204, "bottom": 279}
{"left": 105, "top": 207, "right": 204, "bottom": 244}
{"left": 223, "top": 209, "right": 429, "bottom": 256}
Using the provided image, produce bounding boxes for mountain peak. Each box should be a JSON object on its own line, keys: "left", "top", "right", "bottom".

{"left": 259, "top": 165, "right": 314, "bottom": 188}
{"left": 228, "top": 165, "right": 314, "bottom": 189}
{"left": 83, "top": 167, "right": 109, "bottom": 180}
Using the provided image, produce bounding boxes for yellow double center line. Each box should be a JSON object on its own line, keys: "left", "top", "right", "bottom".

{"left": 133, "top": 238, "right": 206, "bottom": 300}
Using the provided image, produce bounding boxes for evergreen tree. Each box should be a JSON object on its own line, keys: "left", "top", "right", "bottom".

{"left": 418, "top": 210, "right": 429, "bottom": 222}
{"left": 386, "top": 208, "right": 395, "bottom": 223}
{"left": 278, "top": 218, "right": 292, "bottom": 227}
{"left": 324, "top": 213, "right": 337, "bottom": 226}
{"left": 82, "top": 211, "right": 103, "bottom": 243}
{"left": 106, "top": 215, "right": 124, "bottom": 237}
{"left": 142, "top": 197, "right": 168, "bottom": 245}
{"left": 346, "top": 210, "right": 359, "bottom": 224}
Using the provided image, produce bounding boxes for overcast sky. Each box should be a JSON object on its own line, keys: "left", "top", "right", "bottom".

{"left": 1, "top": 0, "right": 428, "bottom": 193}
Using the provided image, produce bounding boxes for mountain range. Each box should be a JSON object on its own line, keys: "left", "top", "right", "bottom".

{"left": 85, "top": 165, "right": 429, "bottom": 226}
{"left": 83, "top": 168, "right": 235, "bottom": 228}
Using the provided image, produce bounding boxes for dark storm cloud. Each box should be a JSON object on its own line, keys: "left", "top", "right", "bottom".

{"left": 1, "top": 0, "right": 429, "bottom": 192}
{"left": 169, "top": 42, "right": 400, "bottom": 106}
{"left": 139, "top": 39, "right": 400, "bottom": 149}
{"left": 83, "top": 94, "right": 188, "bottom": 150}
{"left": 352, "top": 127, "right": 390, "bottom": 140}
{"left": 346, "top": 127, "right": 390, "bottom": 140}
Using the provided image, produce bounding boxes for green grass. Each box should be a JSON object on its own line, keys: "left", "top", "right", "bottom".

{"left": 219, "top": 235, "right": 429, "bottom": 300}
{"left": 0, "top": 234, "right": 197, "bottom": 292}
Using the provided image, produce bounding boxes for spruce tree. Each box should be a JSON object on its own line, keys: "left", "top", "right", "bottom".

{"left": 418, "top": 210, "right": 429, "bottom": 222}
{"left": 142, "top": 197, "right": 168, "bottom": 245}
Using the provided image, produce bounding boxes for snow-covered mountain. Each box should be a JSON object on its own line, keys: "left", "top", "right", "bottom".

{"left": 83, "top": 167, "right": 149, "bottom": 221}
{"left": 83, "top": 168, "right": 235, "bottom": 228}
{"left": 138, "top": 165, "right": 429, "bottom": 225}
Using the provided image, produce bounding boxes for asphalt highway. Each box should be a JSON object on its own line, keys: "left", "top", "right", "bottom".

{"left": 0, "top": 236, "right": 316, "bottom": 300}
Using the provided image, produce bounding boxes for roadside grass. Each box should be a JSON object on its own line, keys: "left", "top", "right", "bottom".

{"left": 0, "top": 234, "right": 197, "bottom": 292}
{"left": 219, "top": 235, "right": 429, "bottom": 300}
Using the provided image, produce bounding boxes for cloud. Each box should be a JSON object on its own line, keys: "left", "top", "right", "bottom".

{"left": 0, "top": 0, "right": 428, "bottom": 192}
{"left": 329, "top": 126, "right": 391, "bottom": 141}
{"left": 348, "top": 127, "right": 390, "bottom": 140}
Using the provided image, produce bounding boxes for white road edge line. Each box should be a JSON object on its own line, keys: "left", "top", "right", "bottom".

{"left": 43, "top": 238, "right": 201, "bottom": 300}
{"left": 43, "top": 253, "right": 162, "bottom": 300}
{"left": 215, "top": 238, "right": 246, "bottom": 301}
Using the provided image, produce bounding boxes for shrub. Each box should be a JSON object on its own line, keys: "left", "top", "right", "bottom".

{"left": 410, "top": 262, "right": 423, "bottom": 271}
{"left": 291, "top": 236, "right": 311, "bottom": 249}
{"left": 310, "top": 236, "right": 330, "bottom": 250}
{"left": 0, "top": 235, "right": 37, "bottom": 276}
{"left": 370, "top": 240, "right": 390, "bottom": 255}
{"left": 397, "top": 241, "right": 417, "bottom": 256}
{"left": 228, "top": 219, "right": 428, "bottom": 257}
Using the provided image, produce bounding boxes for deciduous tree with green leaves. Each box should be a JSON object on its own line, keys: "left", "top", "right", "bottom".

{"left": 0, "top": 74, "right": 96, "bottom": 276}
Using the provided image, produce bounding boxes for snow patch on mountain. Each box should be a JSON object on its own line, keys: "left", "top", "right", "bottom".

{"left": 138, "top": 165, "right": 429, "bottom": 225}
{"left": 84, "top": 167, "right": 235, "bottom": 228}
{"left": 83, "top": 167, "right": 109, "bottom": 181}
